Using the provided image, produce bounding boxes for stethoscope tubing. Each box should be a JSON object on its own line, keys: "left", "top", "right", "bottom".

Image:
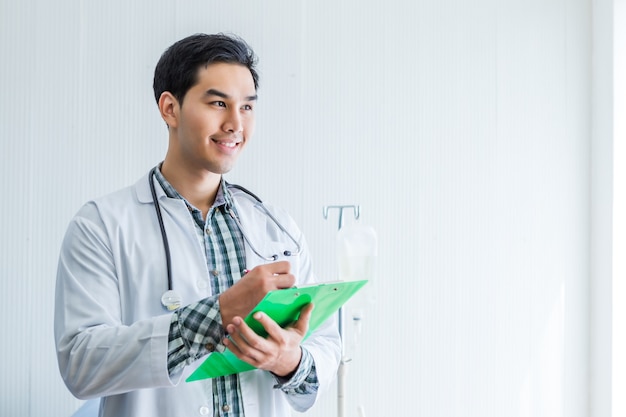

{"left": 149, "top": 167, "right": 173, "bottom": 293}
{"left": 148, "top": 167, "right": 301, "bottom": 310}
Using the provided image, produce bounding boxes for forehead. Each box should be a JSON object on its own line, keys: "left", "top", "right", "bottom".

{"left": 191, "top": 62, "right": 256, "bottom": 96}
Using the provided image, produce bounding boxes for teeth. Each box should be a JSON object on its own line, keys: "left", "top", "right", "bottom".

{"left": 215, "top": 140, "right": 237, "bottom": 148}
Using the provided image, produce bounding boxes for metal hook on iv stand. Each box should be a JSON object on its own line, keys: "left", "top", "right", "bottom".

{"left": 323, "top": 204, "right": 360, "bottom": 417}
{"left": 323, "top": 205, "right": 360, "bottom": 231}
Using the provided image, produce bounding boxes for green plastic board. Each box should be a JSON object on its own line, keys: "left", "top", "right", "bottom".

{"left": 186, "top": 279, "right": 368, "bottom": 382}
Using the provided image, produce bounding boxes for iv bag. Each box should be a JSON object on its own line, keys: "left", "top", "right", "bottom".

{"left": 337, "top": 222, "right": 378, "bottom": 308}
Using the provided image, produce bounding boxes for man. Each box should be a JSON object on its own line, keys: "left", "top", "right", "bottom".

{"left": 55, "top": 33, "right": 340, "bottom": 417}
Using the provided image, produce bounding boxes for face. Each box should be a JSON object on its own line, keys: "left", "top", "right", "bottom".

{"left": 164, "top": 62, "right": 257, "bottom": 175}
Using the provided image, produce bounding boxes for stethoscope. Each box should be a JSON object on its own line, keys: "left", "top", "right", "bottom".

{"left": 148, "top": 167, "right": 301, "bottom": 311}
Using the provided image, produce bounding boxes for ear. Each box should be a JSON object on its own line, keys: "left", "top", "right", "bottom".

{"left": 158, "top": 92, "right": 179, "bottom": 128}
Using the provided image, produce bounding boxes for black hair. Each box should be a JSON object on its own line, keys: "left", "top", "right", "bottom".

{"left": 153, "top": 33, "right": 259, "bottom": 106}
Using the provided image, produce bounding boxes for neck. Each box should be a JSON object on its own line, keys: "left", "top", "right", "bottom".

{"left": 160, "top": 159, "right": 222, "bottom": 217}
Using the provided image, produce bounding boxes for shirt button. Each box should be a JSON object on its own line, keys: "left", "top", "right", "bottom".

{"left": 205, "top": 343, "right": 215, "bottom": 352}
{"left": 199, "top": 405, "right": 210, "bottom": 415}
{"left": 211, "top": 269, "right": 219, "bottom": 277}
{"left": 205, "top": 227, "right": 212, "bottom": 235}
{"left": 222, "top": 404, "right": 231, "bottom": 412}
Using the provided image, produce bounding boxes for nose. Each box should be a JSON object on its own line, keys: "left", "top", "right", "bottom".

{"left": 222, "top": 108, "right": 243, "bottom": 133}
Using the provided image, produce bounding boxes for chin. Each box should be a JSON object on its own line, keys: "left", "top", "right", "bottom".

{"left": 210, "top": 163, "right": 235, "bottom": 175}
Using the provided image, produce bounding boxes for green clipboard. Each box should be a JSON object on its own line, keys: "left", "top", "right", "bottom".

{"left": 186, "top": 279, "right": 367, "bottom": 382}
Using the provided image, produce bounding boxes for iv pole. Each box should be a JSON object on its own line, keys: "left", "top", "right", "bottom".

{"left": 323, "top": 204, "right": 360, "bottom": 417}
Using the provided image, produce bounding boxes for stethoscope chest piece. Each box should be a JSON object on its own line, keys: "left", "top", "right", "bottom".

{"left": 161, "top": 290, "right": 182, "bottom": 311}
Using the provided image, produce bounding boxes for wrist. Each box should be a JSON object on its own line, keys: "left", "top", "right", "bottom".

{"left": 272, "top": 347, "right": 303, "bottom": 379}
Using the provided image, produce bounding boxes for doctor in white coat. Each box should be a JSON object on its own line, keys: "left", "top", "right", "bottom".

{"left": 54, "top": 33, "right": 340, "bottom": 417}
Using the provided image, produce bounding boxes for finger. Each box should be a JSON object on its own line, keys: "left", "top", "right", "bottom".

{"left": 251, "top": 311, "right": 285, "bottom": 341}
{"left": 246, "top": 262, "right": 294, "bottom": 289}
{"left": 226, "top": 318, "right": 253, "bottom": 347}
{"left": 252, "top": 261, "right": 290, "bottom": 276}
{"left": 273, "top": 273, "right": 295, "bottom": 289}
{"left": 224, "top": 336, "right": 260, "bottom": 365}
{"left": 235, "top": 313, "right": 275, "bottom": 350}
{"left": 263, "top": 260, "right": 291, "bottom": 274}
{"left": 224, "top": 321, "right": 245, "bottom": 349}
{"left": 223, "top": 331, "right": 243, "bottom": 356}
{"left": 225, "top": 319, "right": 262, "bottom": 362}
{"left": 293, "top": 303, "right": 314, "bottom": 335}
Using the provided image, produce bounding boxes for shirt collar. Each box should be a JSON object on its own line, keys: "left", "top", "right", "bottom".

{"left": 153, "top": 164, "right": 230, "bottom": 209}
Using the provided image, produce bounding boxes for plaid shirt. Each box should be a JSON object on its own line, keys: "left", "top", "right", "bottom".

{"left": 154, "top": 167, "right": 318, "bottom": 416}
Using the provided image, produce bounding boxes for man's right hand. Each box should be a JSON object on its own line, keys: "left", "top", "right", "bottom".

{"left": 218, "top": 261, "right": 295, "bottom": 328}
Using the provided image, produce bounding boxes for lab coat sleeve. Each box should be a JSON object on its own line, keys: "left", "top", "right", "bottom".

{"left": 54, "top": 202, "right": 175, "bottom": 399}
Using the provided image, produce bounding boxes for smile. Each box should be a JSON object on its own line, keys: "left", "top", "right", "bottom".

{"left": 212, "top": 139, "right": 240, "bottom": 148}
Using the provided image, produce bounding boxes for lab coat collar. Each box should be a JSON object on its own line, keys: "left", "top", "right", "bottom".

{"left": 135, "top": 171, "right": 156, "bottom": 204}
{"left": 135, "top": 168, "right": 231, "bottom": 208}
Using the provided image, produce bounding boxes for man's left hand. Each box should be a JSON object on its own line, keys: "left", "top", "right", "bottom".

{"left": 222, "top": 303, "right": 314, "bottom": 377}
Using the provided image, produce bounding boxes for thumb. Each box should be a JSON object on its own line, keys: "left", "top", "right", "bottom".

{"left": 294, "top": 303, "right": 314, "bottom": 335}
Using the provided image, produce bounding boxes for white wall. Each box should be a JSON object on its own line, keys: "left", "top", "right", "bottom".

{"left": 612, "top": 1, "right": 625, "bottom": 415}
{"left": 590, "top": 0, "right": 614, "bottom": 415}
{"left": 0, "top": 1, "right": 600, "bottom": 416}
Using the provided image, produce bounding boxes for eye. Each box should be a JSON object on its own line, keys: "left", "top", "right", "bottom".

{"left": 211, "top": 101, "right": 226, "bottom": 107}
{"left": 242, "top": 104, "right": 254, "bottom": 111}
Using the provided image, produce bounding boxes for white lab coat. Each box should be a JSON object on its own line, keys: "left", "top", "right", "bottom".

{"left": 54, "top": 171, "right": 341, "bottom": 417}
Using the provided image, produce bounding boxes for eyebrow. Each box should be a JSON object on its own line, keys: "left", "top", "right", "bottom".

{"left": 204, "top": 88, "right": 257, "bottom": 101}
